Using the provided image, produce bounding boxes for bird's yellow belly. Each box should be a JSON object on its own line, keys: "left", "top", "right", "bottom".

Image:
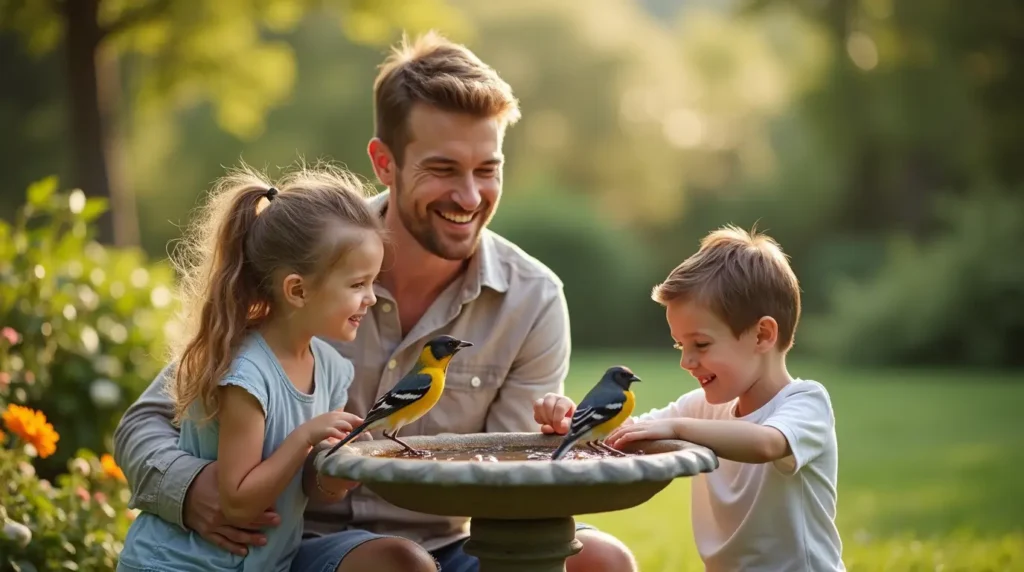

{"left": 387, "top": 370, "right": 445, "bottom": 429}
{"left": 589, "top": 390, "right": 636, "bottom": 440}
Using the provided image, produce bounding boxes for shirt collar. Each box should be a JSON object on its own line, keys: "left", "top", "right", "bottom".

{"left": 369, "top": 190, "right": 510, "bottom": 300}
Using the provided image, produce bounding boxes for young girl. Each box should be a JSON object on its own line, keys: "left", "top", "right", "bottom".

{"left": 117, "top": 163, "right": 385, "bottom": 572}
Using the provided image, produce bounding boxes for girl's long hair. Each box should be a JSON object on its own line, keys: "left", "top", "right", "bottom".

{"left": 168, "top": 161, "right": 383, "bottom": 424}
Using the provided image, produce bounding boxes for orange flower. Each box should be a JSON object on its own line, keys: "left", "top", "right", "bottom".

{"left": 1, "top": 404, "right": 59, "bottom": 459}
{"left": 100, "top": 453, "right": 126, "bottom": 482}
{"left": 0, "top": 428, "right": 5, "bottom": 443}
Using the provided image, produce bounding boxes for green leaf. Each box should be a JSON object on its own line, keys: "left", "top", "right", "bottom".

{"left": 27, "top": 176, "right": 59, "bottom": 208}
{"left": 79, "top": 199, "right": 109, "bottom": 223}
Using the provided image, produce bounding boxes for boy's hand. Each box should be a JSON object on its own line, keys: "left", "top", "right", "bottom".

{"left": 606, "top": 419, "right": 681, "bottom": 448}
{"left": 533, "top": 393, "right": 576, "bottom": 434}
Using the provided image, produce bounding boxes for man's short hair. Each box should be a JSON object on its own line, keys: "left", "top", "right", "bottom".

{"left": 652, "top": 225, "right": 802, "bottom": 350}
{"left": 373, "top": 30, "right": 521, "bottom": 166}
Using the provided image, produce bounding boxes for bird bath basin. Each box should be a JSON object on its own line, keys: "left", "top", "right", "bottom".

{"left": 316, "top": 432, "right": 718, "bottom": 572}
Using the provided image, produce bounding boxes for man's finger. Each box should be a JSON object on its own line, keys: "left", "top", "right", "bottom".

{"left": 541, "top": 424, "right": 554, "bottom": 434}
{"left": 542, "top": 395, "right": 560, "bottom": 415}
{"left": 558, "top": 417, "right": 570, "bottom": 433}
{"left": 552, "top": 399, "right": 571, "bottom": 421}
{"left": 249, "top": 510, "right": 280, "bottom": 528}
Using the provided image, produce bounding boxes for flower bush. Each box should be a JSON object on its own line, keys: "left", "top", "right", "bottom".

{"left": 0, "top": 176, "right": 179, "bottom": 477}
{"left": 1, "top": 404, "right": 136, "bottom": 571}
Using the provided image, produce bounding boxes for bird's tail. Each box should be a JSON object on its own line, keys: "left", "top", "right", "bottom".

{"left": 325, "top": 421, "right": 371, "bottom": 457}
{"left": 550, "top": 435, "right": 580, "bottom": 461}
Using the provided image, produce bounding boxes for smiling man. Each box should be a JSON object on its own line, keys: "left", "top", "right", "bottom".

{"left": 113, "top": 31, "right": 637, "bottom": 572}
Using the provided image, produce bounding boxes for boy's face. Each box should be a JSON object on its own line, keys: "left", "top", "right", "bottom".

{"left": 665, "top": 300, "right": 772, "bottom": 406}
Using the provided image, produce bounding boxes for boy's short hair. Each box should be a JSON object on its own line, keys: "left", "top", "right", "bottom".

{"left": 373, "top": 30, "right": 521, "bottom": 166}
{"left": 652, "top": 224, "right": 801, "bottom": 350}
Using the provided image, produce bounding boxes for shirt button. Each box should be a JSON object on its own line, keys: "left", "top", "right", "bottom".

{"left": 388, "top": 359, "right": 397, "bottom": 370}
{"left": 470, "top": 376, "right": 481, "bottom": 388}
{"left": 381, "top": 303, "right": 392, "bottom": 313}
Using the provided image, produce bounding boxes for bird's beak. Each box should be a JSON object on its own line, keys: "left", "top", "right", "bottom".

{"left": 630, "top": 374, "right": 642, "bottom": 383}
{"left": 457, "top": 340, "right": 474, "bottom": 349}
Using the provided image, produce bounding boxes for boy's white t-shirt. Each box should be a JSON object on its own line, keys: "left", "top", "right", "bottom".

{"left": 636, "top": 379, "right": 844, "bottom": 572}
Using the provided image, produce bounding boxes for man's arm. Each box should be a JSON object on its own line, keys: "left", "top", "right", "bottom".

{"left": 486, "top": 285, "right": 571, "bottom": 432}
{"left": 113, "top": 364, "right": 210, "bottom": 530}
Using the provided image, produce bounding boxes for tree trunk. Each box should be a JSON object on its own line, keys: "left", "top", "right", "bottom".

{"left": 63, "top": 0, "right": 139, "bottom": 246}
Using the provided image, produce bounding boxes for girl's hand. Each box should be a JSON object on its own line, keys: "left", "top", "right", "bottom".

{"left": 606, "top": 419, "right": 681, "bottom": 449}
{"left": 301, "top": 411, "right": 363, "bottom": 447}
{"left": 533, "top": 393, "right": 576, "bottom": 434}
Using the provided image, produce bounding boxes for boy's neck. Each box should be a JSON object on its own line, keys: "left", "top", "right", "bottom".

{"left": 258, "top": 317, "right": 313, "bottom": 362}
{"left": 735, "top": 352, "right": 793, "bottom": 417}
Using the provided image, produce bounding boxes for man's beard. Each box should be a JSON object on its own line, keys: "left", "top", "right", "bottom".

{"left": 393, "top": 177, "right": 489, "bottom": 261}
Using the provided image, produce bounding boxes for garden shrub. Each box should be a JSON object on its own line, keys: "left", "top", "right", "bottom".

{"left": 801, "top": 189, "right": 1024, "bottom": 367}
{"left": 0, "top": 176, "right": 179, "bottom": 478}
{"left": 0, "top": 403, "right": 135, "bottom": 571}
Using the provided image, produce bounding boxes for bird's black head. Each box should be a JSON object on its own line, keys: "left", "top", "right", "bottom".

{"left": 604, "top": 365, "right": 642, "bottom": 390}
{"left": 425, "top": 335, "right": 474, "bottom": 362}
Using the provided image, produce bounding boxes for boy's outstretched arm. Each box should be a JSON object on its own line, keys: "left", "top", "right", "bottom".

{"left": 606, "top": 418, "right": 790, "bottom": 464}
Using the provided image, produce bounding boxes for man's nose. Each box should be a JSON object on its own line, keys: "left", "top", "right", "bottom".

{"left": 451, "top": 174, "right": 482, "bottom": 212}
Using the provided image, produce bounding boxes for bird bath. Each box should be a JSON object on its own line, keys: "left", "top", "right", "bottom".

{"left": 316, "top": 432, "right": 718, "bottom": 572}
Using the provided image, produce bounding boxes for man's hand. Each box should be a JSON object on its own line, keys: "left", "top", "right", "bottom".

{"left": 183, "top": 463, "right": 280, "bottom": 556}
{"left": 533, "top": 393, "right": 576, "bottom": 435}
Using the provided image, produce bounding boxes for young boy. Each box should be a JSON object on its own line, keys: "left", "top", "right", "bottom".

{"left": 534, "top": 225, "right": 844, "bottom": 571}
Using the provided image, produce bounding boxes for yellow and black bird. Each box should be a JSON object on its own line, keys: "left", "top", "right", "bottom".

{"left": 326, "top": 335, "right": 473, "bottom": 457}
{"left": 550, "top": 366, "right": 641, "bottom": 460}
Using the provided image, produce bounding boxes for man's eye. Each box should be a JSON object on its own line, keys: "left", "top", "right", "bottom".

{"left": 432, "top": 167, "right": 454, "bottom": 176}
{"left": 475, "top": 168, "right": 497, "bottom": 178}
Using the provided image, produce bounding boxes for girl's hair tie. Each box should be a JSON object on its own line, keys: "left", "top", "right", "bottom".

{"left": 265, "top": 187, "right": 279, "bottom": 201}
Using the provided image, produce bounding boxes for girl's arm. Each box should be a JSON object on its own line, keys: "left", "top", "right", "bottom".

{"left": 216, "top": 386, "right": 314, "bottom": 525}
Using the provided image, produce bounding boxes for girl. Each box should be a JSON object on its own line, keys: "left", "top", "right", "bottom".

{"left": 117, "top": 163, "right": 385, "bottom": 572}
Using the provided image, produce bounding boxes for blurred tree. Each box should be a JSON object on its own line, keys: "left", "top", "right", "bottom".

{"left": 0, "top": 0, "right": 467, "bottom": 246}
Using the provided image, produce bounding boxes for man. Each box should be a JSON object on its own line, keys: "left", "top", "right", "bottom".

{"left": 113, "top": 31, "right": 637, "bottom": 572}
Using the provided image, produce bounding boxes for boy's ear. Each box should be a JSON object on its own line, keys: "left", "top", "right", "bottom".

{"left": 754, "top": 316, "right": 778, "bottom": 352}
{"left": 281, "top": 273, "right": 307, "bottom": 308}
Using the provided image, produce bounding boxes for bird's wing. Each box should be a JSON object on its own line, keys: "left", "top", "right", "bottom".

{"left": 363, "top": 372, "right": 433, "bottom": 424}
{"left": 567, "top": 388, "right": 627, "bottom": 438}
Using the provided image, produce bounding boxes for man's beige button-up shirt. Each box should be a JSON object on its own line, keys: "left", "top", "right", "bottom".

{"left": 113, "top": 191, "right": 572, "bottom": 552}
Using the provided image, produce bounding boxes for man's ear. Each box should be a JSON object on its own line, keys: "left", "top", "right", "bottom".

{"left": 368, "top": 138, "right": 397, "bottom": 188}
{"left": 281, "top": 273, "right": 307, "bottom": 308}
{"left": 754, "top": 316, "right": 779, "bottom": 352}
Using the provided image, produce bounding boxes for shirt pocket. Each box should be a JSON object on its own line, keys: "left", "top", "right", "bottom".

{"left": 426, "top": 362, "right": 506, "bottom": 434}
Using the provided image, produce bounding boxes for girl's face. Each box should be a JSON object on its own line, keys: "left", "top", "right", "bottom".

{"left": 305, "top": 231, "right": 384, "bottom": 343}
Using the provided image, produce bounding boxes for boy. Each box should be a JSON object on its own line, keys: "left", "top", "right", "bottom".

{"left": 534, "top": 225, "right": 844, "bottom": 571}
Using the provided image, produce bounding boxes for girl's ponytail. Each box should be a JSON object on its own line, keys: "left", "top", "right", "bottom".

{"left": 171, "top": 174, "right": 275, "bottom": 424}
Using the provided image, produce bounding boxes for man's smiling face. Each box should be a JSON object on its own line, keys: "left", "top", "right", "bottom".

{"left": 392, "top": 103, "right": 505, "bottom": 261}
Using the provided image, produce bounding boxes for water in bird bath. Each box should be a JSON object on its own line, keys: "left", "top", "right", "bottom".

{"left": 370, "top": 444, "right": 645, "bottom": 461}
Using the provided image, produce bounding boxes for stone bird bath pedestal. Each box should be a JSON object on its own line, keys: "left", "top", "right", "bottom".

{"left": 316, "top": 432, "right": 718, "bottom": 572}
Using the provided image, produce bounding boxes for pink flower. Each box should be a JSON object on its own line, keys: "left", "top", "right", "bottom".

{"left": 75, "top": 486, "right": 91, "bottom": 504}
{"left": 1, "top": 327, "right": 19, "bottom": 345}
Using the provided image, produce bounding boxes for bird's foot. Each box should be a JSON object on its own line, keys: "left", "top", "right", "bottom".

{"left": 384, "top": 431, "right": 431, "bottom": 458}
{"left": 596, "top": 441, "right": 628, "bottom": 457}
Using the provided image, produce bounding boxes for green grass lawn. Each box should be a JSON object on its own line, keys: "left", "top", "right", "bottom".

{"left": 563, "top": 350, "right": 1024, "bottom": 571}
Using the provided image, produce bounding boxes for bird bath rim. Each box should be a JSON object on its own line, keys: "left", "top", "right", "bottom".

{"left": 315, "top": 432, "right": 719, "bottom": 487}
